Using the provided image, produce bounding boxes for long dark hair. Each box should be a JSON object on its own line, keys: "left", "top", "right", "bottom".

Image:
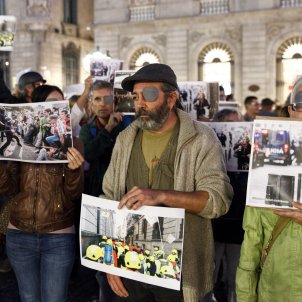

{"left": 31, "top": 85, "right": 64, "bottom": 103}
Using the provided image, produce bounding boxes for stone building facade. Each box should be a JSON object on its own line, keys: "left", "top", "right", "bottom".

{"left": 93, "top": 0, "right": 302, "bottom": 105}
{"left": 1, "top": 0, "right": 94, "bottom": 91}
{"left": 2, "top": 0, "right": 302, "bottom": 107}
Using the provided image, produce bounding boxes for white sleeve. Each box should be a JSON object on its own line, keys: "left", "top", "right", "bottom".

{"left": 71, "top": 103, "right": 85, "bottom": 130}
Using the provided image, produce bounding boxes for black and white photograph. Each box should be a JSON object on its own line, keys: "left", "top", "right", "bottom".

{"left": 0, "top": 101, "right": 72, "bottom": 163}
{"left": 204, "top": 121, "right": 253, "bottom": 172}
{"left": 90, "top": 57, "right": 122, "bottom": 83}
{"left": 247, "top": 118, "right": 302, "bottom": 208}
{"left": 113, "top": 70, "right": 136, "bottom": 114}
{"left": 178, "top": 81, "right": 219, "bottom": 121}
{"left": 0, "top": 15, "right": 16, "bottom": 51}
{"left": 80, "top": 194, "right": 185, "bottom": 290}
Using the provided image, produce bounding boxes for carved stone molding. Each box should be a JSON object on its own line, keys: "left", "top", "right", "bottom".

{"left": 27, "top": 0, "right": 50, "bottom": 18}
{"left": 190, "top": 31, "right": 204, "bottom": 44}
{"left": 152, "top": 34, "right": 166, "bottom": 47}
{"left": 267, "top": 23, "right": 285, "bottom": 40}
{"left": 225, "top": 26, "right": 242, "bottom": 42}
{"left": 129, "top": 0, "right": 155, "bottom": 6}
{"left": 121, "top": 36, "right": 133, "bottom": 48}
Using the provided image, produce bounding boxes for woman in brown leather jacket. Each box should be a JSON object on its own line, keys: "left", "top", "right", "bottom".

{"left": 0, "top": 85, "right": 85, "bottom": 302}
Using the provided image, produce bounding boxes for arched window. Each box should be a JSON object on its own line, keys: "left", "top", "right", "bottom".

{"left": 198, "top": 42, "right": 233, "bottom": 95}
{"left": 276, "top": 37, "right": 302, "bottom": 103}
{"left": 62, "top": 42, "right": 80, "bottom": 87}
{"left": 129, "top": 47, "right": 160, "bottom": 70}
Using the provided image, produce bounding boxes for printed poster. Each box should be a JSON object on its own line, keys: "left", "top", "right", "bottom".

{"left": 90, "top": 56, "right": 123, "bottom": 83}
{"left": 113, "top": 70, "right": 136, "bottom": 115}
{"left": 247, "top": 118, "right": 302, "bottom": 209}
{"left": 0, "top": 15, "right": 16, "bottom": 51}
{"left": 178, "top": 81, "right": 219, "bottom": 121}
{"left": 0, "top": 101, "right": 72, "bottom": 163}
{"left": 204, "top": 122, "right": 253, "bottom": 172}
{"left": 80, "top": 194, "right": 185, "bottom": 290}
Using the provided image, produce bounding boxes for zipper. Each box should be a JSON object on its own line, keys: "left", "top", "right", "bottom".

{"left": 33, "top": 165, "right": 40, "bottom": 230}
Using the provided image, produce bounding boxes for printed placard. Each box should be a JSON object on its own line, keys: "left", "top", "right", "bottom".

{"left": 0, "top": 101, "right": 72, "bottom": 163}
{"left": 113, "top": 70, "right": 136, "bottom": 115}
{"left": 247, "top": 118, "right": 302, "bottom": 208}
{"left": 80, "top": 194, "right": 185, "bottom": 290}
{"left": 203, "top": 121, "right": 253, "bottom": 172}
{"left": 178, "top": 81, "right": 219, "bottom": 121}
{"left": 0, "top": 15, "right": 16, "bottom": 51}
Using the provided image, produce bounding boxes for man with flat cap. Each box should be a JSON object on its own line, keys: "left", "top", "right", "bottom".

{"left": 102, "top": 63, "right": 233, "bottom": 302}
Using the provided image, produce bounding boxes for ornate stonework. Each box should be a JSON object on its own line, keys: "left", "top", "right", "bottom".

{"left": 27, "top": 0, "right": 50, "bottom": 17}
{"left": 121, "top": 36, "right": 133, "bottom": 48}
{"left": 190, "top": 31, "right": 204, "bottom": 44}
{"left": 266, "top": 23, "right": 285, "bottom": 40}
{"left": 225, "top": 26, "right": 242, "bottom": 42}
{"left": 152, "top": 34, "right": 166, "bottom": 47}
{"left": 129, "top": 0, "right": 155, "bottom": 6}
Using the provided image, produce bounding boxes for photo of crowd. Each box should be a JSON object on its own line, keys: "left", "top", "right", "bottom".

{"left": 80, "top": 195, "right": 184, "bottom": 290}
{"left": 0, "top": 101, "right": 72, "bottom": 163}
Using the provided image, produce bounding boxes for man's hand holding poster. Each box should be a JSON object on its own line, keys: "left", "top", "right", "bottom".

{"left": 80, "top": 194, "right": 185, "bottom": 290}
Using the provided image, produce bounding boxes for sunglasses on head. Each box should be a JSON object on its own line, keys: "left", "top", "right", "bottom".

{"left": 133, "top": 86, "right": 159, "bottom": 102}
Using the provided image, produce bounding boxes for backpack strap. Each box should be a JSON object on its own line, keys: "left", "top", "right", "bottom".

{"left": 260, "top": 216, "right": 290, "bottom": 269}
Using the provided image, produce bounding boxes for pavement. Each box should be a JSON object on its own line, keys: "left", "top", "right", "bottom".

{"left": 0, "top": 260, "right": 100, "bottom": 302}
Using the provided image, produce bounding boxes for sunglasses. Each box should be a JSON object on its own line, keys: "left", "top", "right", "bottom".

{"left": 93, "top": 95, "right": 114, "bottom": 105}
{"left": 133, "top": 87, "right": 159, "bottom": 102}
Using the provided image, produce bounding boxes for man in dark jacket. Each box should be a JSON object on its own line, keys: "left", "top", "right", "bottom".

{"left": 79, "top": 80, "right": 125, "bottom": 302}
{"left": 79, "top": 80, "right": 124, "bottom": 197}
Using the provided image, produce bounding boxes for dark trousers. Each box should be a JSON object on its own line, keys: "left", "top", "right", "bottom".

{"left": 122, "top": 278, "right": 183, "bottom": 302}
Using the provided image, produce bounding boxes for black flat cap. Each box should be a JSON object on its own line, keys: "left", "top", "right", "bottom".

{"left": 121, "top": 63, "right": 178, "bottom": 92}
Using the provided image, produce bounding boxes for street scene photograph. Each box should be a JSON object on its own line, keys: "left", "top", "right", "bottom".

{"left": 247, "top": 118, "right": 302, "bottom": 208}
{"left": 80, "top": 194, "right": 184, "bottom": 290}
{"left": 0, "top": 101, "right": 72, "bottom": 163}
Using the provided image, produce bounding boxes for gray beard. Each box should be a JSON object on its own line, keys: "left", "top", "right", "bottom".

{"left": 135, "top": 101, "right": 170, "bottom": 131}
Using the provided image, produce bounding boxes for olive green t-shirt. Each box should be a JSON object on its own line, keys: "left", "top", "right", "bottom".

{"left": 126, "top": 120, "right": 179, "bottom": 190}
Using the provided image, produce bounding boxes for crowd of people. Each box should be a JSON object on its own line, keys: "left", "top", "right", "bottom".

{"left": 85, "top": 236, "right": 181, "bottom": 281}
{"left": 0, "top": 62, "right": 302, "bottom": 302}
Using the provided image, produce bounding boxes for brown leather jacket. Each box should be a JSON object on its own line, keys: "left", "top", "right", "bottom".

{"left": 0, "top": 161, "right": 83, "bottom": 232}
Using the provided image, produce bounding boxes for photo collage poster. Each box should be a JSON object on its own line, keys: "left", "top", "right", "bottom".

{"left": 113, "top": 70, "right": 136, "bottom": 115}
{"left": 203, "top": 122, "right": 253, "bottom": 172}
{"left": 80, "top": 194, "right": 185, "bottom": 290}
{"left": 0, "top": 100, "right": 72, "bottom": 163}
{"left": 0, "top": 15, "right": 16, "bottom": 51}
{"left": 247, "top": 118, "right": 302, "bottom": 209}
{"left": 178, "top": 81, "right": 219, "bottom": 121}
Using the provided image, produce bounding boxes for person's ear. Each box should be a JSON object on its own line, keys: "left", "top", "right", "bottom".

{"left": 288, "top": 105, "right": 292, "bottom": 117}
{"left": 167, "top": 91, "right": 178, "bottom": 109}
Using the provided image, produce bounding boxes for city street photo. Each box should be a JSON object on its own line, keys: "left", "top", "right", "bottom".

{"left": 80, "top": 194, "right": 185, "bottom": 290}
{"left": 247, "top": 118, "right": 302, "bottom": 209}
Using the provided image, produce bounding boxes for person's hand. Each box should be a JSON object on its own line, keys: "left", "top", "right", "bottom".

{"left": 118, "top": 186, "right": 163, "bottom": 210}
{"left": 274, "top": 201, "right": 302, "bottom": 225}
{"left": 83, "top": 76, "right": 93, "bottom": 95}
{"left": 106, "top": 274, "right": 129, "bottom": 298}
{"left": 66, "top": 147, "right": 84, "bottom": 170}
{"left": 105, "top": 112, "right": 123, "bottom": 133}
